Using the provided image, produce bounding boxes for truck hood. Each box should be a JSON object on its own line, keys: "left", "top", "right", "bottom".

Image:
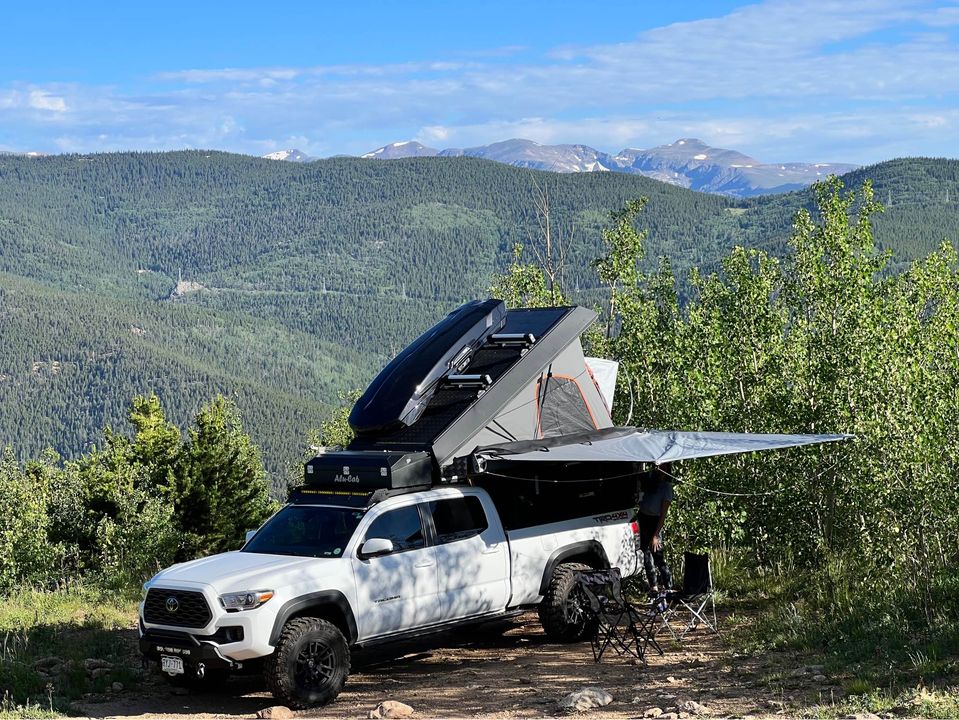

{"left": 150, "top": 551, "right": 337, "bottom": 594}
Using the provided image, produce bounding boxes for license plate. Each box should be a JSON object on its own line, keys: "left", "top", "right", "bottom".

{"left": 161, "top": 656, "right": 185, "bottom": 675}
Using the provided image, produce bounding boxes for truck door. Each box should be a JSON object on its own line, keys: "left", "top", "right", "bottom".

{"left": 426, "top": 495, "right": 510, "bottom": 621}
{"left": 352, "top": 504, "right": 441, "bottom": 638}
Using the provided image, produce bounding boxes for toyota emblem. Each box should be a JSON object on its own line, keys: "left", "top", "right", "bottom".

{"left": 165, "top": 596, "right": 180, "bottom": 613}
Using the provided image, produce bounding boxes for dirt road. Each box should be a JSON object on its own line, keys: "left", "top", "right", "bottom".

{"left": 75, "top": 612, "right": 829, "bottom": 719}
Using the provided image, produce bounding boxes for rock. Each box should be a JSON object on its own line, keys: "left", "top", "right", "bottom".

{"left": 852, "top": 714, "right": 880, "bottom": 720}
{"left": 812, "top": 674, "right": 828, "bottom": 682}
{"left": 806, "top": 664, "right": 825, "bottom": 674}
{"left": 666, "top": 675, "right": 681, "bottom": 684}
{"left": 368, "top": 700, "right": 415, "bottom": 719}
{"left": 257, "top": 707, "right": 295, "bottom": 720}
{"left": 676, "top": 700, "right": 712, "bottom": 716}
{"left": 643, "top": 708, "right": 664, "bottom": 718}
{"left": 789, "top": 666, "right": 808, "bottom": 677}
{"left": 33, "top": 656, "right": 62, "bottom": 670}
{"left": 111, "top": 682, "right": 124, "bottom": 692}
{"left": 660, "top": 714, "right": 679, "bottom": 720}
{"left": 558, "top": 687, "right": 614, "bottom": 712}
{"left": 90, "top": 667, "right": 111, "bottom": 679}
{"left": 83, "top": 658, "right": 112, "bottom": 671}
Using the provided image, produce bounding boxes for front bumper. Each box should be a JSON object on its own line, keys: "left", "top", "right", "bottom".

{"left": 139, "top": 627, "right": 242, "bottom": 672}
{"left": 139, "top": 582, "right": 280, "bottom": 660}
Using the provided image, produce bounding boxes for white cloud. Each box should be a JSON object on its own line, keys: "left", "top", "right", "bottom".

{"left": 27, "top": 90, "right": 67, "bottom": 112}
{"left": 920, "top": 3, "right": 959, "bottom": 25}
{"left": 1, "top": 0, "right": 957, "bottom": 161}
{"left": 419, "top": 125, "right": 450, "bottom": 143}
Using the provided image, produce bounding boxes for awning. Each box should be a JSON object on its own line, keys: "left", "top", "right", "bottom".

{"left": 473, "top": 426, "right": 851, "bottom": 465}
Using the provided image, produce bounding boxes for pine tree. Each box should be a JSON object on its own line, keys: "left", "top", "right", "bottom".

{"left": 176, "top": 396, "right": 273, "bottom": 559}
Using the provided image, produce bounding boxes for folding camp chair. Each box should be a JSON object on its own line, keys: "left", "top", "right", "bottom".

{"left": 574, "top": 568, "right": 665, "bottom": 665}
{"left": 660, "top": 552, "right": 719, "bottom": 639}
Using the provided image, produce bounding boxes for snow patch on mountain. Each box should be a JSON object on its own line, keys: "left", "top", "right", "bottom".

{"left": 361, "top": 141, "right": 438, "bottom": 159}
{"left": 262, "top": 149, "right": 312, "bottom": 162}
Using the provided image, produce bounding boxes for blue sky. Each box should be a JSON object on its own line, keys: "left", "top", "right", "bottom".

{"left": 2, "top": 0, "right": 958, "bottom": 164}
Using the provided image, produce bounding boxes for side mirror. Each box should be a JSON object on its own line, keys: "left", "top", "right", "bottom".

{"left": 359, "top": 537, "right": 394, "bottom": 558}
{"left": 244, "top": 529, "right": 257, "bottom": 544}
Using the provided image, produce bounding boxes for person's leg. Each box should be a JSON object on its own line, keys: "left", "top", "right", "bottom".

{"left": 653, "top": 548, "right": 672, "bottom": 590}
{"left": 638, "top": 514, "right": 659, "bottom": 590}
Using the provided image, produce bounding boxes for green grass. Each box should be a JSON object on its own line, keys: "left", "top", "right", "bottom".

{"left": 712, "top": 547, "right": 959, "bottom": 718}
{"left": 808, "top": 686, "right": 959, "bottom": 719}
{"left": 0, "top": 585, "right": 140, "bottom": 717}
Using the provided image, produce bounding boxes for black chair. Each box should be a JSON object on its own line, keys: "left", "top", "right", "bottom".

{"left": 660, "top": 552, "right": 719, "bottom": 639}
{"left": 574, "top": 568, "right": 665, "bottom": 664}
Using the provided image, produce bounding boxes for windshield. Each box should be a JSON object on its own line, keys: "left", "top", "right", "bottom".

{"left": 242, "top": 505, "right": 365, "bottom": 558}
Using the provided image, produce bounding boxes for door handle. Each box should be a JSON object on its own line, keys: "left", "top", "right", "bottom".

{"left": 414, "top": 560, "right": 434, "bottom": 568}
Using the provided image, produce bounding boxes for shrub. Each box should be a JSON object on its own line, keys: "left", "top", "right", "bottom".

{"left": 0, "top": 449, "right": 60, "bottom": 591}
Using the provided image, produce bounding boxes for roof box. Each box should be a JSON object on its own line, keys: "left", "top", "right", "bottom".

{"left": 304, "top": 450, "right": 433, "bottom": 490}
{"left": 349, "top": 299, "right": 507, "bottom": 435}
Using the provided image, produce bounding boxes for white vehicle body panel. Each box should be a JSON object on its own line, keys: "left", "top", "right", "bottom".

{"left": 424, "top": 487, "right": 510, "bottom": 621}
{"left": 351, "top": 494, "right": 441, "bottom": 639}
{"left": 505, "top": 509, "right": 640, "bottom": 606}
{"left": 140, "top": 486, "right": 638, "bottom": 663}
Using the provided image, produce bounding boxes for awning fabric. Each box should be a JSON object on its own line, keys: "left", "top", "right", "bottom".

{"left": 474, "top": 426, "right": 851, "bottom": 465}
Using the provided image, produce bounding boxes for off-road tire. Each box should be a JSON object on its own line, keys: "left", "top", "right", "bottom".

{"left": 265, "top": 617, "right": 350, "bottom": 708}
{"left": 538, "top": 561, "right": 595, "bottom": 642}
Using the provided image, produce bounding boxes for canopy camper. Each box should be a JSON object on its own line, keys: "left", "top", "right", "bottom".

{"left": 302, "top": 299, "right": 849, "bottom": 508}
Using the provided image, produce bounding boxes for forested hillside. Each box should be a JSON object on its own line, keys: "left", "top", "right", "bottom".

{"left": 1, "top": 151, "right": 957, "bottom": 476}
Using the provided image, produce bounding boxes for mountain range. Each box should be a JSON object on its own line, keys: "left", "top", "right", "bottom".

{"left": 264, "top": 138, "right": 857, "bottom": 198}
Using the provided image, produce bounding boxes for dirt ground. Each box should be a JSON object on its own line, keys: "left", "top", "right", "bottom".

{"left": 74, "top": 611, "right": 835, "bottom": 719}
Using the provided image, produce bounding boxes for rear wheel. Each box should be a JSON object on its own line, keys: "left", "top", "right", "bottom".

{"left": 265, "top": 617, "right": 349, "bottom": 708}
{"left": 538, "top": 562, "right": 595, "bottom": 642}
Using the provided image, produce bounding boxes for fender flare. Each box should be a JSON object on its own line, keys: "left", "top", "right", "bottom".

{"left": 538, "top": 540, "right": 610, "bottom": 596}
{"left": 269, "top": 590, "right": 358, "bottom": 645}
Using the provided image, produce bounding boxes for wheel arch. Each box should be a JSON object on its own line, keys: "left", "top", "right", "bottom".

{"left": 538, "top": 541, "right": 610, "bottom": 596}
{"left": 269, "top": 591, "right": 358, "bottom": 646}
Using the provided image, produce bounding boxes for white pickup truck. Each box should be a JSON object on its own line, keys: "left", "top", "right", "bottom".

{"left": 140, "top": 481, "right": 641, "bottom": 707}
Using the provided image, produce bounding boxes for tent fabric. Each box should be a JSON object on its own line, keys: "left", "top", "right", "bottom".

{"left": 474, "top": 426, "right": 852, "bottom": 465}
{"left": 585, "top": 357, "right": 619, "bottom": 412}
{"left": 537, "top": 375, "right": 596, "bottom": 437}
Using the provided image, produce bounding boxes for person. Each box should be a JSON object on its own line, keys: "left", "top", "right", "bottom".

{"left": 638, "top": 462, "right": 674, "bottom": 593}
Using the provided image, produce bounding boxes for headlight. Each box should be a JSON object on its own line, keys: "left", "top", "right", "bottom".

{"left": 219, "top": 590, "right": 274, "bottom": 611}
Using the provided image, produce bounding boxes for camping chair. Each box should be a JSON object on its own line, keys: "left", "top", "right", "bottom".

{"left": 660, "top": 552, "right": 719, "bottom": 639}
{"left": 574, "top": 568, "right": 665, "bottom": 665}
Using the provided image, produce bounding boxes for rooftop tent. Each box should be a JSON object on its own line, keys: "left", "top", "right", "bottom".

{"left": 306, "top": 299, "right": 850, "bottom": 495}
{"left": 347, "top": 304, "right": 612, "bottom": 466}
{"left": 585, "top": 357, "right": 619, "bottom": 413}
{"left": 469, "top": 426, "right": 852, "bottom": 471}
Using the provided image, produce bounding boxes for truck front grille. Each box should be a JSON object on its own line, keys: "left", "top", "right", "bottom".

{"left": 143, "top": 589, "right": 212, "bottom": 628}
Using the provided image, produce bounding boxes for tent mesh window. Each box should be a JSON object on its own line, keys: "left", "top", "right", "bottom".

{"left": 536, "top": 375, "right": 597, "bottom": 437}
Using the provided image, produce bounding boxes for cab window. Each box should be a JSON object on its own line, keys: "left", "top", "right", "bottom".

{"left": 427, "top": 496, "right": 488, "bottom": 544}
{"left": 364, "top": 505, "right": 425, "bottom": 552}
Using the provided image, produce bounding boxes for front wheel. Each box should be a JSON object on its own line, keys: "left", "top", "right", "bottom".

{"left": 538, "top": 562, "right": 595, "bottom": 642}
{"left": 265, "top": 617, "right": 350, "bottom": 708}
